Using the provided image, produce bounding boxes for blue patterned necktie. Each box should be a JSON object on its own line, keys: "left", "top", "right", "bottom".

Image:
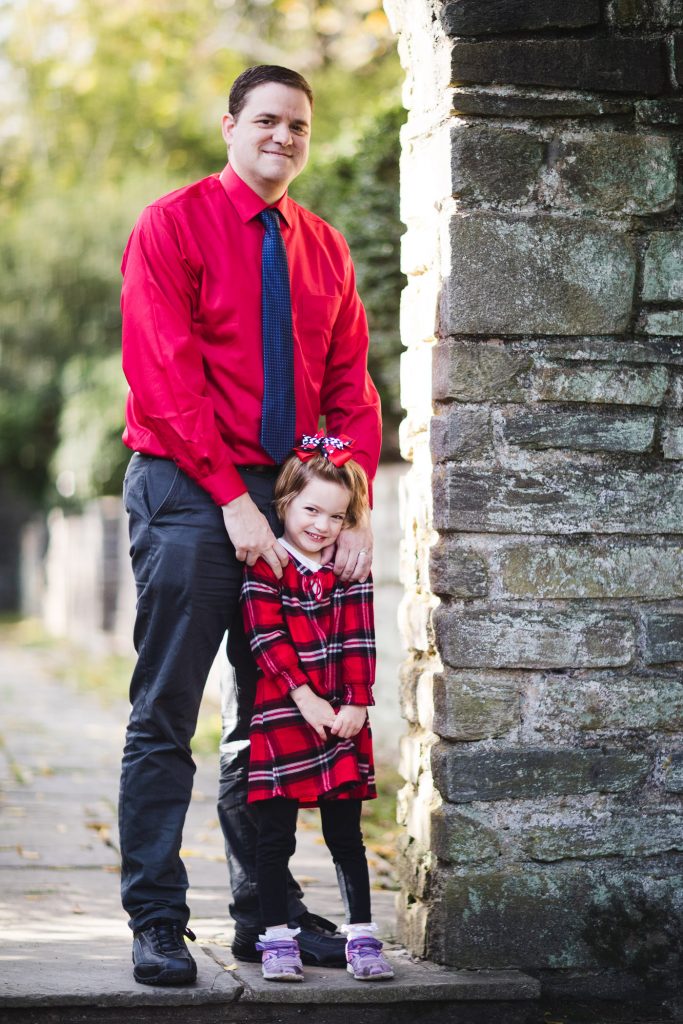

{"left": 258, "top": 208, "right": 296, "bottom": 464}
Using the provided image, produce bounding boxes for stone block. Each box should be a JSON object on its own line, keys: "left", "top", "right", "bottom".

{"left": 643, "top": 613, "right": 683, "bottom": 664}
{"left": 501, "top": 407, "right": 655, "bottom": 453}
{"left": 442, "top": 0, "right": 600, "bottom": 35}
{"left": 395, "top": 831, "right": 434, "bottom": 902}
{"left": 430, "top": 804, "right": 502, "bottom": 864}
{"left": 533, "top": 672, "right": 683, "bottom": 734}
{"left": 400, "top": 346, "right": 433, "bottom": 416}
{"left": 500, "top": 540, "right": 683, "bottom": 599}
{"left": 636, "top": 98, "right": 683, "bottom": 125}
{"left": 443, "top": 214, "right": 635, "bottom": 336}
{"left": 396, "top": 774, "right": 437, "bottom": 848}
{"left": 430, "top": 406, "right": 492, "bottom": 463}
{"left": 672, "top": 373, "right": 683, "bottom": 409}
{"left": 549, "top": 134, "right": 675, "bottom": 215}
{"left": 399, "top": 732, "right": 432, "bottom": 785}
{"left": 398, "top": 590, "right": 435, "bottom": 653}
{"left": 643, "top": 232, "right": 683, "bottom": 302}
{"left": 429, "top": 538, "right": 489, "bottom": 598}
{"left": 450, "top": 38, "right": 667, "bottom": 95}
{"left": 453, "top": 87, "right": 633, "bottom": 119}
{"left": 433, "top": 463, "right": 683, "bottom": 534}
{"left": 450, "top": 126, "right": 542, "bottom": 206}
{"left": 533, "top": 365, "right": 668, "bottom": 406}
{"left": 663, "top": 424, "right": 683, "bottom": 459}
{"left": 608, "top": 0, "right": 680, "bottom": 27}
{"left": 399, "top": 657, "right": 432, "bottom": 724}
{"left": 674, "top": 33, "right": 683, "bottom": 86}
{"left": 663, "top": 750, "right": 683, "bottom": 792}
{"left": 643, "top": 311, "right": 683, "bottom": 335}
{"left": 400, "top": 128, "right": 452, "bottom": 224}
{"left": 429, "top": 864, "right": 683, "bottom": 970}
{"left": 432, "top": 668, "right": 522, "bottom": 740}
{"left": 434, "top": 605, "right": 635, "bottom": 669}
{"left": 395, "top": 892, "right": 429, "bottom": 959}
{"left": 522, "top": 812, "right": 683, "bottom": 861}
{"left": 400, "top": 274, "right": 440, "bottom": 345}
{"left": 540, "top": 337, "right": 683, "bottom": 365}
{"left": 433, "top": 340, "right": 532, "bottom": 403}
{"left": 431, "top": 744, "right": 650, "bottom": 802}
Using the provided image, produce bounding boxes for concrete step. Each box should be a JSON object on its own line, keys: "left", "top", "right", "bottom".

{"left": 0, "top": 943, "right": 540, "bottom": 1024}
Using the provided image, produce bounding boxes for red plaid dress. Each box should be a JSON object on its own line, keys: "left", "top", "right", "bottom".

{"left": 240, "top": 554, "right": 377, "bottom": 806}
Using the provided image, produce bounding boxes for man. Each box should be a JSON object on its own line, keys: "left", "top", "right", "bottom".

{"left": 119, "top": 64, "right": 381, "bottom": 986}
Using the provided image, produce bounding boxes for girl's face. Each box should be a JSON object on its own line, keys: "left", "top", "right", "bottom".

{"left": 282, "top": 476, "right": 350, "bottom": 558}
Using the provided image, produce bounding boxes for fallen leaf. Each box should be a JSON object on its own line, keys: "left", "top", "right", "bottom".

{"left": 17, "top": 846, "right": 40, "bottom": 860}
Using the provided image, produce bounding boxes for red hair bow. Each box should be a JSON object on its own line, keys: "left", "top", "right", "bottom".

{"left": 293, "top": 431, "right": 354, "bottom": 467}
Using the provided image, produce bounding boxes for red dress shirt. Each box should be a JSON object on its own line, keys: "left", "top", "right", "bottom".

{"left": 121, "top": 164, "right": 382, "bottom": 505}
{"left": 241, "top": 554, "right": 376, "bottom": 805}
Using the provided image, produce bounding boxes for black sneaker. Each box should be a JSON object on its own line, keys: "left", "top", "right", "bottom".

{"left": 132, "top": 920, "right": 198, "bottom": 986}
{"left": 232, "top": 912, "right": 346, "bottom": 967}
{"left": 294, "top": 911, "right": 346, "bottom": 967}
{"left": 231, "top": 927, "right": 262, "bottom": 964}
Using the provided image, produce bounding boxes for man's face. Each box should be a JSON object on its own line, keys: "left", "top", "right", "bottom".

{"left": 222, "top": 81, "right": 311, "bottom": 201}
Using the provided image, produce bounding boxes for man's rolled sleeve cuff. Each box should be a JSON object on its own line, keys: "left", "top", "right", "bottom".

{"left": 201, "top": 460, "right": 248, "bottom": 506}
{"left": 343, "top": 683, "right": 375, "bottom": 706}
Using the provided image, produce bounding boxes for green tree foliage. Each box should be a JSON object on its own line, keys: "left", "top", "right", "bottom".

{"left": 0, "top": 173, "right": 172, "bottom": 499}
{"left": 292, "top": 105, "right": 405, "bottom": 456}
{"left": 2, "top": 0, "right": 403, "bottom": 505}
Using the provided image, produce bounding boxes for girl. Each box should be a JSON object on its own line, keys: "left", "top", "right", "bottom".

{"left": 240, "top": 432, "right": 394, "bottom": 984}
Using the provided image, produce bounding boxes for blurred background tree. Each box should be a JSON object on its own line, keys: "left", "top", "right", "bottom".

{"left": 1, "top": 0, "right": 403, "bottom": 508}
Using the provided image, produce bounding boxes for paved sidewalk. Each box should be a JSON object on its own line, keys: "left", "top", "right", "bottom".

{"left": 0, "top": 639, "right": 539, "bottom": 1021}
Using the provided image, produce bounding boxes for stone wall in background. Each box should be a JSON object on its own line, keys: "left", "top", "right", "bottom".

{"left": 385, "top": 0, "right": 683, "bottom": 994}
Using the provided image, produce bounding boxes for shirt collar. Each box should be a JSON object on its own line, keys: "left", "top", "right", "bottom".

{"left": 219, "top": 163, "right": 293, "bottom": 227}
{"left": 279, "top": 537, "right": 323, "bottom": 573}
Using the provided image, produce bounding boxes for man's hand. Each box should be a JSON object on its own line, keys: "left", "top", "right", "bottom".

{"left": 222, "top": 492, "right": 288, "bottom": 579}
{"left": 291, "top": 684, "right": 336, "bottom": 740}
{"left": 330, "top": 705, "right": 367, "bottom": 739}
{"left": 321, "top": 513, "right": 373, "bottom": 584}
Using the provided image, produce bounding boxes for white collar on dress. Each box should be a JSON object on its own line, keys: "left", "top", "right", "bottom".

{"left": 279, "top": 537, "right": 323, "bottom": 573}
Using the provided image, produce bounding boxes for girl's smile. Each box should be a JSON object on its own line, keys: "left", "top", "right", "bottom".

{"left": 282, "top": 477, "right": 350, "bottom": 558}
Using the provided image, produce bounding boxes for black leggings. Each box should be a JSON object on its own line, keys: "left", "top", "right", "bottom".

{"left": 251, "top": 797, "right": 371, "bottom": 928}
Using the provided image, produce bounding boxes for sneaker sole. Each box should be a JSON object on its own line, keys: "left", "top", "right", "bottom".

{"left": 346, "top": 963, "right": 394, "bottom": 981}
{"left": 134, "top": 966, "right": 198, "bottom": 986}
{"left": 263, "top": 972, "right": 304, "bottom": 982}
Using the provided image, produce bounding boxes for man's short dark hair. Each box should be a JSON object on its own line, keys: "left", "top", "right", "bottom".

{"left": 229, "top": 65, "right": 314, "bottom": 121}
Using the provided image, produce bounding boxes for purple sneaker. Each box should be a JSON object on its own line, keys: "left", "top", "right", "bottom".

{"left": 256, "top": 938, "right": 304, "bottom": 982}
{"left": 345, "top": 936, "right": 394, "bottom": 981}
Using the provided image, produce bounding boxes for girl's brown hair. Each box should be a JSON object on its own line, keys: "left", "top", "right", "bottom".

{"left": 274, "top": 453, "right": 369, "bottom": 528}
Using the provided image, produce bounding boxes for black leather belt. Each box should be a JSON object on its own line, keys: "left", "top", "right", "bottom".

{"left": 239, "top": 464, "right": 281, "bottom": 477}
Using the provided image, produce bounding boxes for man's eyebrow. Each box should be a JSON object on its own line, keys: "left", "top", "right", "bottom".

{"left": 253, "top": 110, "right": 310, "bottom": 127}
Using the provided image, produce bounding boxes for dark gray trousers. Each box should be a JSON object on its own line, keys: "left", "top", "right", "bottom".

{"left": 118, "top": 454, "right": 305, "bottom": 932}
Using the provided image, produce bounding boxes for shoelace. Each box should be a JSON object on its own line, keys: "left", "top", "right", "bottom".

{"left": 150, "top": 921, "right": 196, "bottom": 954}
{"left": 258, "top": 939, "right": 301, "bottom": 968}
{"left": 347, "top": 936, "right": 385, "bottom": 963}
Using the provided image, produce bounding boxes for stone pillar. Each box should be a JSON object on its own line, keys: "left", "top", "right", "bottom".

{"left": 386, "top": 0, "right": 683, "bottom": 991}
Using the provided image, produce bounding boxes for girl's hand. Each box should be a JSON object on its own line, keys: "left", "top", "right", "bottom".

{"left": 291, "top": 684, "right": 336, "bottom": 740}
{"left": 330, "top": 705, "right": 367, "bottom": 739}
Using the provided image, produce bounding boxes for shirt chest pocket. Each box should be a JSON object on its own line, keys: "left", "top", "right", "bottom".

{"left": 293, "top": 294, "right": 338, "bottom": 372}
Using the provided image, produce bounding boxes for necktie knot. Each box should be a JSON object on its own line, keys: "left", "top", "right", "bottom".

{"left": 259, "top": 207, "right": 281, "bottom": 232}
